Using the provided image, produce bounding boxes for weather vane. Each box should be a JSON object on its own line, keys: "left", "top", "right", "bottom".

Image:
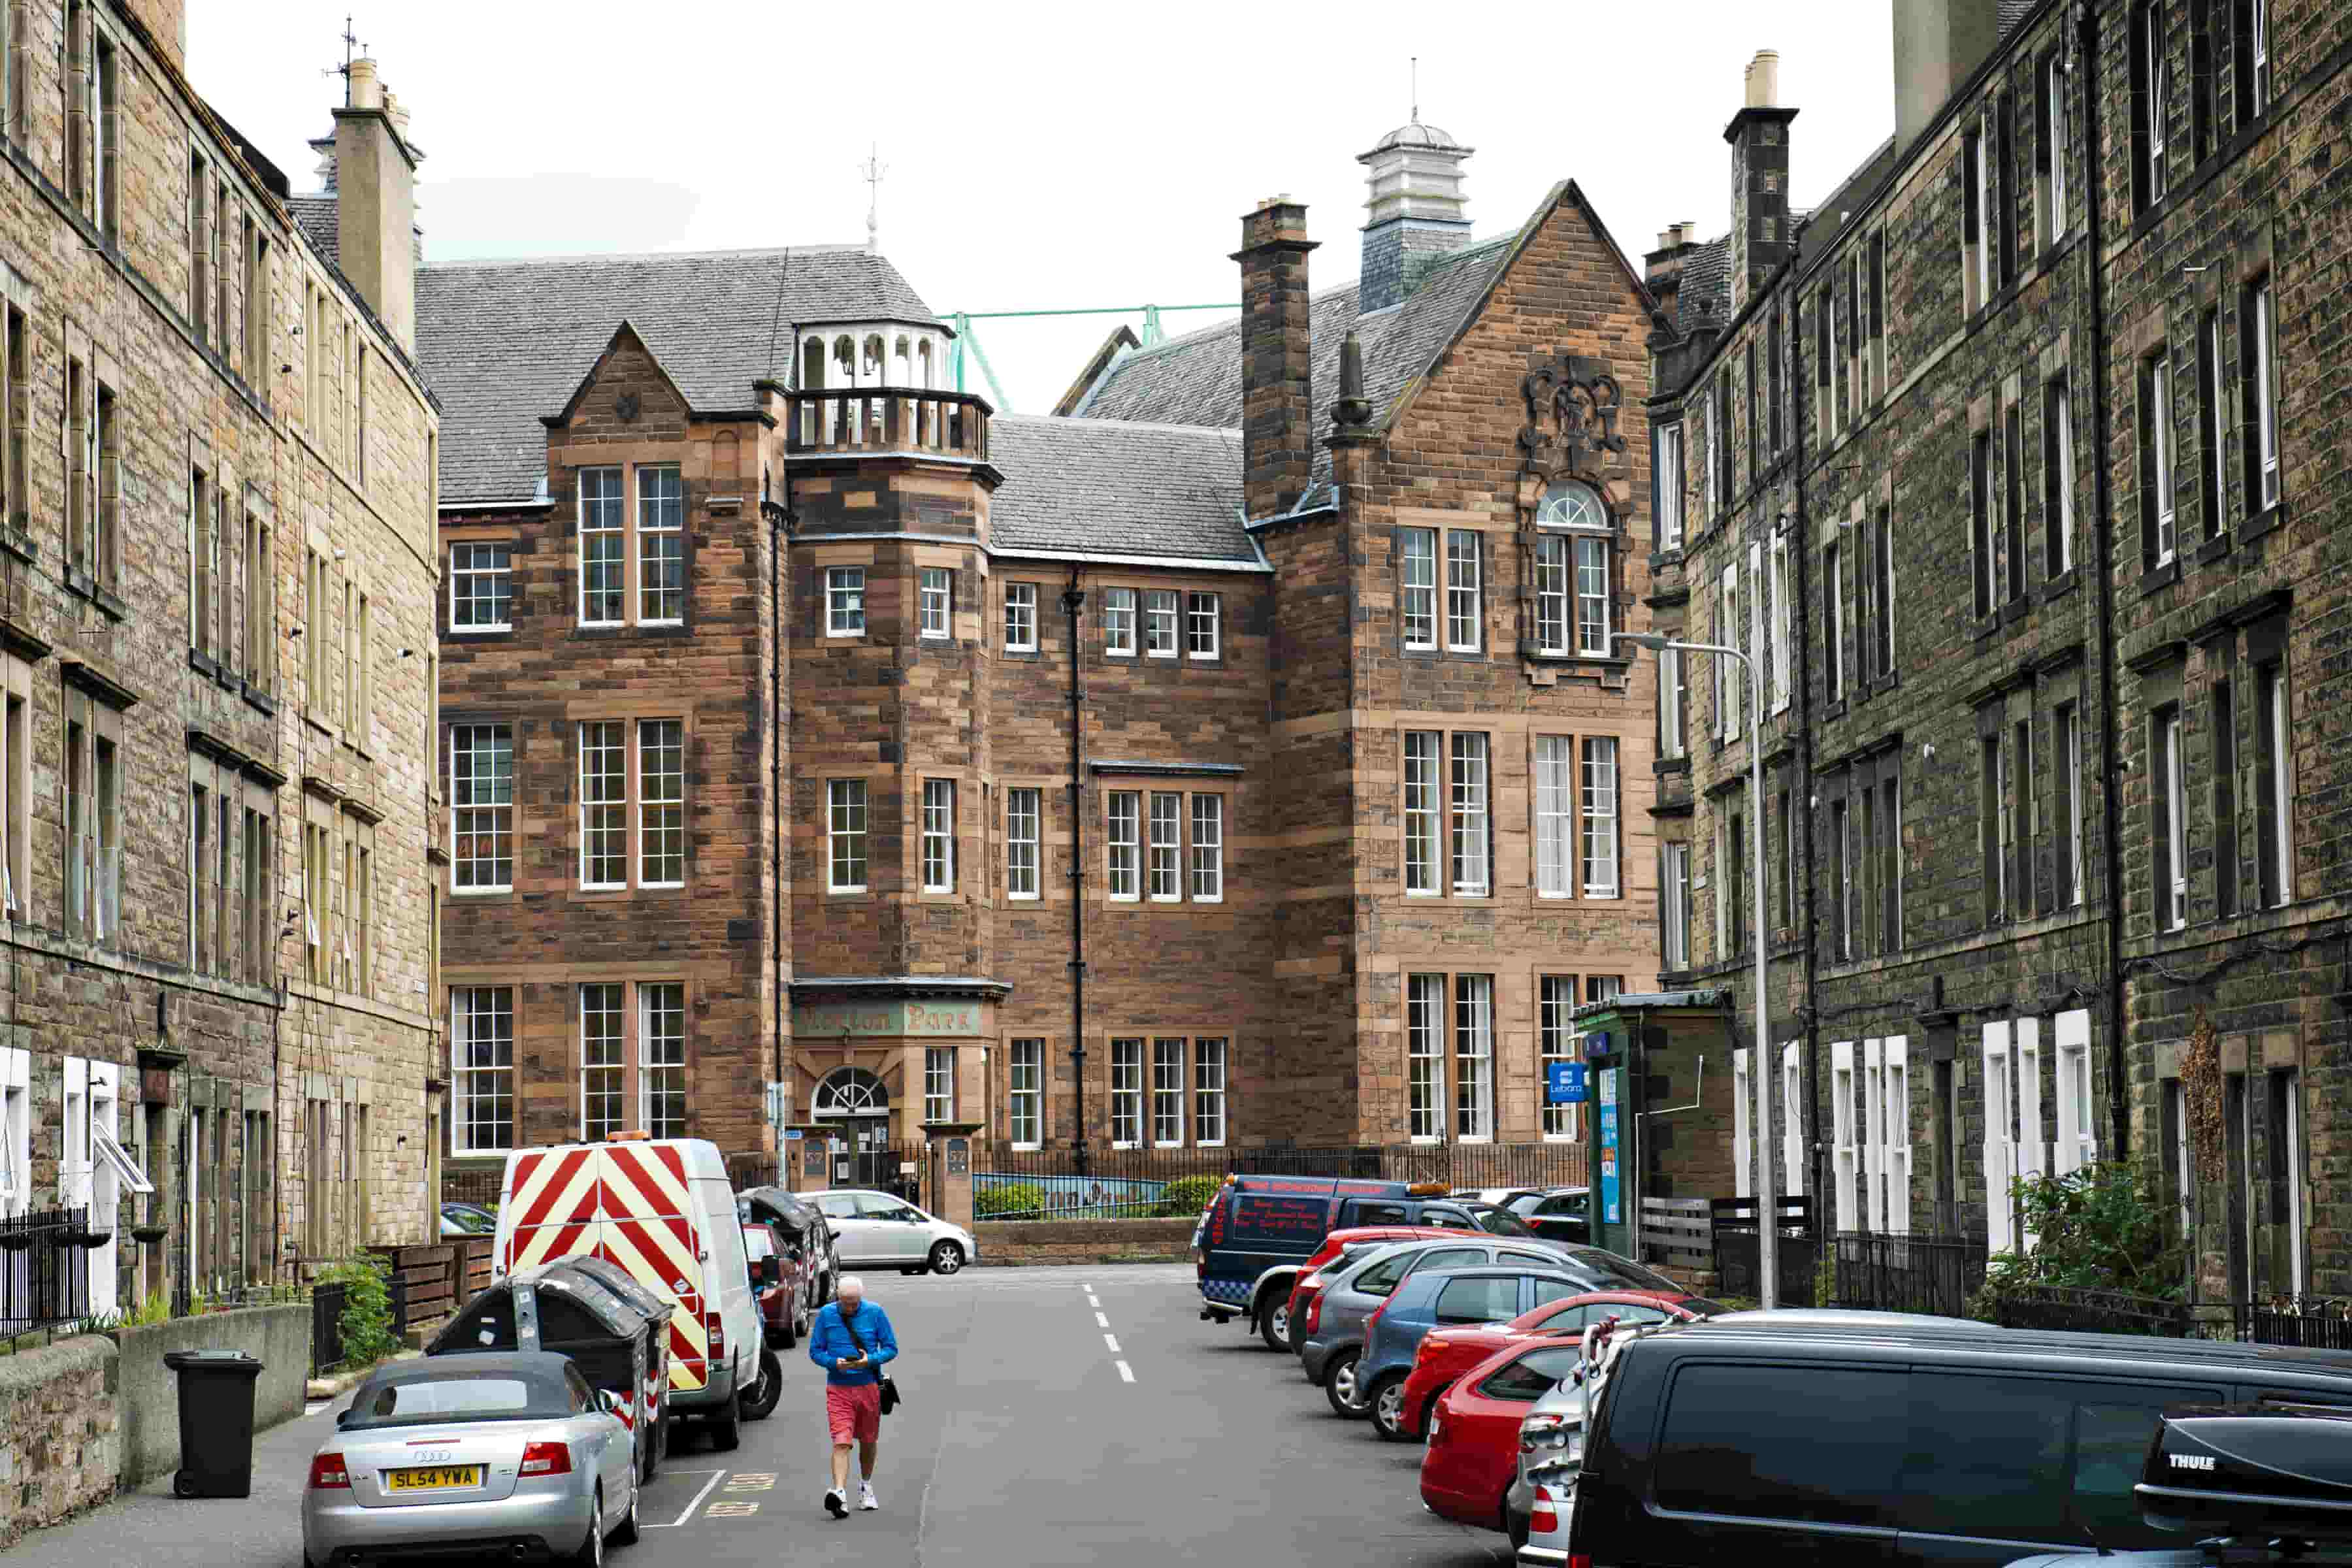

{"left": 860, "top": 144, "right": 888, "bottom": 257}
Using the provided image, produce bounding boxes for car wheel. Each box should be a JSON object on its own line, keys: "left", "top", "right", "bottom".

{"left": 741, "top": 1350, "right": 783, "bottom": 1422}
{"left": 927, "top": 1241, "right": 965, "bottom": 1276}
{"left": 1257, "top": 1296, "right": 1292, "bottom": 1352}
{"left": 1324, "top": 1349, "right": 1365, "bottom": 1419}
{"left": 613, "top": 1478, "right": 642, "bottom": 1546}
{"left": 572, "top": 1485, "right": 604, "bottom": 1565}
{"left": 1367, "top": 1372, "right": 1411, "bottom": 1443}
{"left": 708, "top": 1399, "right": 742, "bottom": 1452}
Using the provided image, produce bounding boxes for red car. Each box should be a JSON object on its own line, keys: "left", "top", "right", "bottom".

{"left": 1396, "top": 1291, "right": 1706, "bottom": 1439}
{"left": 1419, "top": 1337, "right": 1599, "bottom": 1531}
{"left": 1281, "top": 1226, "right": 1477, "bottom": 1347}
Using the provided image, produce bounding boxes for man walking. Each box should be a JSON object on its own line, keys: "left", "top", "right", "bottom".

{"left": 807, "top": 1275, "right": 898, "bottom": 1518}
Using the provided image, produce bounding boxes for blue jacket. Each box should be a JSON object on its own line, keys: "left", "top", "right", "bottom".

{"left": 807, "top": 1301, "right": 898, "bottom": 1386}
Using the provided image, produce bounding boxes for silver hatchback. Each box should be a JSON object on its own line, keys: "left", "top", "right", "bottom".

{"left": 1297, "top": 1237, "right": 1568, "bottom": 1405}
{"left": 303, "top": 1351, "right": 640, "bottom": 1568}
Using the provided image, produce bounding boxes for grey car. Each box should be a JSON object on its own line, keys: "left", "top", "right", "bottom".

{"left": 1296, "top": 1237, "right": 1569, "bottom": 1408}
{"left": 304, "top": 1351, "right": 640, "bottom": 1568}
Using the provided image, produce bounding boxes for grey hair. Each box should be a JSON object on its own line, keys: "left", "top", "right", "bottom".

{"left": 837, "top": 1275, "right": 866, "bottom": 1297}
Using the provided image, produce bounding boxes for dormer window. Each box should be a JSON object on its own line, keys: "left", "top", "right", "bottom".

{"left": 1534, "top": 481, "right": 1612, "bottom": 657}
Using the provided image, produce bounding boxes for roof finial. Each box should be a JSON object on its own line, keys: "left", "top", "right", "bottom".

{"left": 860, "top": 143, "right": 889, "bottom": 257}
{"left": 1411, "top": 56, "right": 1418, "bottom": 124}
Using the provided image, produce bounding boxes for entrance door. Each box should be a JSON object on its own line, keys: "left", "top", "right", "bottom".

{"left": 847, "top": 1119, "right": 893, "bottom": 1190}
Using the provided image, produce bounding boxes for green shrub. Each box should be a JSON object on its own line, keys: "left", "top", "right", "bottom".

{"left": 1967, "top": 1162, "right": 2185, "bottom": 1324}
{"left": 1156, "top": 1174, "right": 1224, "bottom": 1218}
{"left": 974, "top": 1183, "right": 1046, "bottom": 1220}
{"left": 318, "top": 1257, "right": 401, "bottom": 1368}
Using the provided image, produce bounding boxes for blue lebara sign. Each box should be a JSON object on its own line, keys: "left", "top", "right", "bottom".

{"left": 1597, "top": 1068, "right": 1622, "bottom": 1226}
{"left": 1545, "top": 1060, "right": 1590, "bottom": 1104}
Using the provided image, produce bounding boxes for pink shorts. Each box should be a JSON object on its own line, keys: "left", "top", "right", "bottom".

{"left": 825, "top": 1381, "right": 881, "bottom": 1443}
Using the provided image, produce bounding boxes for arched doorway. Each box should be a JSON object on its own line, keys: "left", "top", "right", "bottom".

{"left": 813, "top": 1067, "right": 896, "bottom": 1191}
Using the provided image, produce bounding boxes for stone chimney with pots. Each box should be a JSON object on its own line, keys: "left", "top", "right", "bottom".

{"left": 1233, "top": 195, "right": 1319, "bottom": 519}
{"left": 333, "top": 57, "right": 422, "bottom": 351}
{"left": 1724, "top": 49, "right": 1798, "bottom": 313}
{"left": 1893, "top": 0, "right": 2002, "bottom": 153}
{"left": 1644, "top": 221, "right": 1703, "bottom": 325}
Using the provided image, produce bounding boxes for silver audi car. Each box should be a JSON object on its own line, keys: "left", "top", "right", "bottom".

{"left": 303, "top": 1351, "right": 640, "bottom": 1568}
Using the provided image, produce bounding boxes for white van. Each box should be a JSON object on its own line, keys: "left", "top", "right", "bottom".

{"left": 492, "top": 1135, "right": 759, "bottom": 1451}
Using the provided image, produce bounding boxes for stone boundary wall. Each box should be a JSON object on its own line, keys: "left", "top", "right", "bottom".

{"left": 0, "top": 1335, "right": 118, "bottom": 1549}
{"left": 973, "top": 1217, "right": 1196, "bottom": 1267}
{"left": 110, "top": 1303, "right": 310, "bottom": 1488}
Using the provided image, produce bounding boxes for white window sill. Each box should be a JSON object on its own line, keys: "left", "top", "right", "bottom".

{"left": 1541, "top": 1134, "right": 1579, "bottom": 1145}
{"left": 1009, "top": 1143, "right": 1041, "bottom": 1152}
{"left": 826, "top": 629, "right": 864, "bottom": 639}
{"left": 1405, "top": 888, "right": 1439, "bottom": 898}
{"left": 1153, "top": 1141, "right": 1184, "bottom": 1151}
{"left": 1584, "top": 887, "right": 1622, "bottom": 901}
{"left": 828, "top": 884, "right": 868, "bottom": 896}
{"left": 1537, "top": 889, "right": 1573, "bottom": 902}
{"left": 641, "top": 880, "right": 685, "bottom": 892}
{"left": 579, "top": 620, "right": 625, "bottom": 631}
{"left": 1405, "top": 642, "right": 1437, "bottom": 654}
{"left": 1149, "top": 894, "right": 1180, "bottom": 905}
{"left": 1105, "top": 647, "right": 1134, "bottom": 659}
{"left": 1147, "top": 650, "right": 1177, "bottom": 661}
{"left": 1188, "top": 651, "right": 1218, "bottom": 662}
{"left": 452, "top": 886, "right": 512, "bottom": 897}
{"left": 1197, "top": 1139, "right": 1225, "bottom": 1150}
{"left": 1007, "top": 891, "right": 1040, "bottom": 902}
{"left": 1005, "top": 644, "right": 1037, "bottom": 655}
{"left": 1446, "top": 644, "right": 1482, "bottom": 655}
{"left": 451, "top": 625, "right": 511, "bottom": 636}
{"left": 1109, "top": 893, "right": 1139, "bottom": 904}
{"left": 923, "top": 885, "right": 955, "bottom": 896}
{"left": 1110, "top": 1141, "right": 1139, "bottom": 1152}
{"left": 580, "top": 881, "right": 626, "bottom": 894}
{"left": 920, "top": 631, "right": 949, "bottom": 642}
{"left": 1455, "top": 1135, "right": 1493, "bottom": 1146}
{"left": 1192, "top": 894, "right": 1223, "bottom": 905}
{"left": 638, "top": 618, "right": 683, "bottom": 630}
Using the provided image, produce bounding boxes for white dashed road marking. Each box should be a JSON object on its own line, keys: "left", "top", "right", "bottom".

{"left": 1103, "top": 1333, "right": 1121, "bottom": 1354}
{"left": 1094, "top": 1311, "right": 1109, "bottom": 1328}
{"left": 1086, "top": 1281, "right": 1134, "bottom": 1382}
{"left": 649, "top": 1469, "right": 728, "bottom": 1528}
{"left": 1116, "top": 1360, "right": 1135, "bottom": 1383}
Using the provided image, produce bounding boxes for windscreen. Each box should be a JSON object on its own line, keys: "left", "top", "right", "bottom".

{"left": 1468, "top": 1205, "right": 1537, "bottom": 1237}
{"left": 348, "top": 1374, "right": 560, "bottom": 1428}
{"left": 742, "top": 1227, "right": 776, "bottom": 1261}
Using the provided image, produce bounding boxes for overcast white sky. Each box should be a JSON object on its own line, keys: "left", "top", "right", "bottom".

{"left": 193, "top": 0, "right": 1898, "bottom": 413}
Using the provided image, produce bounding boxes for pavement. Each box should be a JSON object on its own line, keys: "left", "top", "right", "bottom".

{"left": 7, "top": 1262, "right": 1507, "bottom": 1566}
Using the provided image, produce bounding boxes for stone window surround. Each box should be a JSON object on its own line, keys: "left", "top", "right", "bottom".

{"left": 0, "top": 648, "right": 26, "bottom": 923}
{"left": 1098, "top": 773, "right": 1227, "bottom": 909}
{"left": 446, "top": 717, "right": 515, "bottom": 898}
{"left": 446, "top": 531, "right": 516, "bottom": 636}
{"left": 570, "top": 706, "right": 692, "bottom": 898}
{"left": 1530, "top": 730, "right": 1622, "bottom": 903}
{"left": 1004, "top": 1035, "right": 1047, "bottom": 1149}
{"left": 997, "top": 777, "right": 1053, "bottom": 907}
{"left": 448, "top": 983, "right": 516, "bottom": 1156}
{"left": 1404, "top": 970, "right": 1497, "bottom": 1145}
{"left": 568, "top": 458, "right": 689, "bottom": 632}
{"left": 1103, "top": 1034, "right": 1230, "bottom": 1151}
{"left": 59, "top": 681, "right": 122, "bottom": 946}
{"left": 576, "top": 975, "right": 694, "bottom": 1142}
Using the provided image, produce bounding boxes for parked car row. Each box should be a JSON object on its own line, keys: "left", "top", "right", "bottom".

{"left": 305, "top": 1135, "right": 977, "bottom": 1568}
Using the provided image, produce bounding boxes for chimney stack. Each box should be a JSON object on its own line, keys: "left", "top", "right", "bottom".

{"left": 1233, "top": 196, "right": 1319, "bottom": 519}
{"left": 123, "top": 0, "right": 186, "bottom": 73}
{"left": 1723, "top": 48, "right": 1799, "bottom": 312}
{"left": 333, "top": 58, "right": 421, "bottom": 351}
{"left": 1355, "top": 119, "right": 1474, "bottom": 314}
{"left": 1893, "top": 0, "right": 2002, "bottom": 152}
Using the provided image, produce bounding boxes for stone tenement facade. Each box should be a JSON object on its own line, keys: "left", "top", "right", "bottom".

{"left": 427, "top": 120, "right": 1662, "bottom": 1184}
{"left": 1652, "top": 0, "right": 2347, "bottom": 1300}
{"left": 0, "top": 0, "right": 440, "bottom": 1316}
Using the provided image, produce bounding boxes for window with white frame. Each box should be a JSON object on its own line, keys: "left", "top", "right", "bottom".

{"left": 1407, "top": 973, "right": 1444, "bottom": 1142}
{"left": 1190, "top": 794, "right": 1223, "bottom": 902}
{"left": 2138, "top": 0, "right": 2170, "bottom": 209}
{"left": 639, "top": 721, "right": 685, "bottom": 887}
{"left": 1825, "top": 542, "right": 1847, "bottom": 702}
{"left": 827, "top": 779, "right": 868, "bottom": 892}
{"left": 579, "top": 467, "right": 626, "bottom": 625}
{"left": 1540, "top": 976, "right": 1579, "bottom": 1141}
{"left": 1781, "top": 1041, "right": 1806, "bottom": 1199}
{"left": 1582, "top": 737, "right": 1620, "bottom": 898}
{"left": 1103, "top": 587, "right": 1135, "bottom": 655}
{"left": 2246, "top": 276, "right": 2279, "bottom": 513}
{"left": 1401, "top": 528, "right": 1438, "bottom": 649}
{"left": 1769, "top": 536, "right": 1791, "bottom": 710}
{"left": 637, "top": 465, "right": 684, "bottom": 624}
{"left": 1661, "top": 648, "right": 1687, "bottom": 758}
{"left": 451, "top": 724, "right": 514, "bottom": 892}
{"left": 1535, "top": 736, "right": 1574, "bottom": 899}
{"left": 1106, "top": 791, "right": 1140, "bottom": 900}
{"left": 2157, "top": 706, "right": 2187, "bottom": 930}
{"left": 1716, "top": 563, "right": 1740, "bottom": 738}
{"left": 1151, "top": 1037, "right": 1184, "bottom": 1145}
{"left": 1453, "top": 975, "right": 1495, "bottom": 1141}
{"left": 1142, "top": 590, "right": 1178, "bottom": 657}
{"left": 580, "top": 982, "right": 625, "bottom": 1141}
{"left": 1194, "top": 1039, "right": 1227, "bottom": 1146}
{"left": 1186, "top": 592, "right": 1220, "bottom": 659}
{"left": 2257, "top": 657, "right": 2292, "bottom": 907}
{"left": 2247, "top": 0, "right": 2270, "bottom": 118}
{"left": 1404, "top": 731, "right": 1441, "bottom": 896}
{"left": 1004, "top": 581, "right": 1038, "bottom": 652}
{"left": 1655, "top": 423, "right": 1684, "bottom": 549}
{"left": 450, "top": 543, "right": 512, "bottom": 633}
{"left": 1109, "top": 1039, "right": 1143, "bottom": 1147}
{"left": 1145, "top": 791, "right": 1180, "bottom": 900}
{"left": 1005, "top": 787, "right": 1041, "bottom": 900}
{"left": 2042, "top": 51, "right": 2069, "bottom": 246}
{"left": 1733, "top": 1048, "right": 1754, "bottom": 1198}
{"left": 2053, "top": 1009, "right": 2095, "bottom": 1173}
{"left": 919, "top": 567, "right": 952, "bottom": 639}
{"left": 1662, "top": 841, "right": 1691, "bottom": 970}
{"left": 1573, "top": 533, "right": 1610, "bottom": 656}
{"left": 1445, "top": 529, "right": 1482, "bottom": 651}
{"left": 1862, "top": 1036, "right": 1912, "bottom": 1233}
{"left": 1533, "top": 535, "right": 1571, "bottom": 656}
{"left": 924, "top": 1047, "right": 955, "bottom": 1123}
{"left": 580, "top": 721, "right": 626, "bottom": 889}
{"left": 921, "top": 779, "right": 956, "bottom": 893}
{"left": 826, "top": 566, "right": 866, "bottom": 636}
{"left": 452, "top": 986, "right": 515, "bottom": 1153}
{"left": 2149, "top": 353, "right": 2177, "bottom": 565}
{"left": 640, "top": 983, "right": 686, "bottom": 1138}
{"left": 1832, "top": 1039, "right": 1860, "bottom": 1231}
{"left": 1450, "top": 732, "right": 1491, "bottom": 895}
{"left": 1007, "top": 1039, "right": 1043, "bottom": 1147}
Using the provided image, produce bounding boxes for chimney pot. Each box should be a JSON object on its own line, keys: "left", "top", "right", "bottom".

{"left": 1746, "top": 49, "right": 1780, "bottom": 108}
{"left": 348, "top": 56, "right": 382, "bottom": 110}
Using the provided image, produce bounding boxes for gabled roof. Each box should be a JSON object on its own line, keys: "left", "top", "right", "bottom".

{"left": 415, "top": 245, "right": 935, "bottom": 506}
{"left": 987, "top": 416, "right": 1259, "bottom": 568}
{"left": 549, "top": 320, "right": 694, "bottom": 427}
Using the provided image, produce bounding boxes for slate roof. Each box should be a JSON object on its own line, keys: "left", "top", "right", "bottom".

{"left": 987, "top": 416, "right": 1258, "bottom": 567}
{"left": 287, "top": 193, "right": 338, "bottom": 265}
{"left": 414, "top": 246, "right": 936, "bottom": 505}
{"left": 1674, "top": 235, "right": 1731, "bottom": 328}
{"left": 1999, "top": 0, "right": 2038, "bottom": 36}
{"left": 1070, "top": 234, "right": 1517, "bottom": 489}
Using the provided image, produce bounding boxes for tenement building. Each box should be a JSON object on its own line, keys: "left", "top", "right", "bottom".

{"left": 426, "top": 120, "right": 1664, "bottom": 1186}
{"left": 1652, "top": 0, "right": 2343, "bottom": 1299}
{"left": 0, "top": 0, "right": 440, "bottom": 1317}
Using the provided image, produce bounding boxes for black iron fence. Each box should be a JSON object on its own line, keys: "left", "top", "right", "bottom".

{"left": 2231, "top": 1297, "right": 2352, "bottom": 1350}
{"left": 1832, "top": 1231, "right": 1991, "bottom": 1318}
{"left": 1982, "top": 1283, "right": 2196, "bottom": 1336}
{"left": 0, "top": 1208, "right": 93, "bottom": 1335}
{"left": 312, "top": 1280, "right": 348, "bottom": 1373}
{"left": 972, "top": 1143, "right": 1587, "bottom": 1222}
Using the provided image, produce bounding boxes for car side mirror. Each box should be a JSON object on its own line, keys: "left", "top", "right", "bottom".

{"left": 826, "top": 1225, "right": 842, "bottom": 1241}
{"left": 335, "top": 1408, "right": 355, "bottom": 1430}
{"left": 598, "top": 1388, "right": 625, "bottom": 1416}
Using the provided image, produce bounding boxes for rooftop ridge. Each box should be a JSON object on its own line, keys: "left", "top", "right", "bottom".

{"left": 420, "top": 242, "right": 872, "bottom": 273}
{"left": 994, "top": 411, "right": 1243, "bottom": 440}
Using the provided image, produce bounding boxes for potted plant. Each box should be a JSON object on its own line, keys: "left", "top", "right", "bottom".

{"left": 130, "top": 1224, "right": 167, "bottom": 1246}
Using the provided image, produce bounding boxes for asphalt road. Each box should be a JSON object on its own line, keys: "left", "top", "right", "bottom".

{"left": 11, "top": 1263, "right": 1509, "bottom": 1567}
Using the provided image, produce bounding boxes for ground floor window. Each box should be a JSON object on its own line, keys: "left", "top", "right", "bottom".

{"left": 1007, "top": 1039, "right": 1043, "bottom": 1149}
{"left": 574, "top": 979, "right": 688, "bottom": 1142}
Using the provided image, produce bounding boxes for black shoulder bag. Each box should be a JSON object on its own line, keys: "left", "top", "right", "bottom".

{"left": 836, "top": 1308, "right": 902, "bottom": 1415}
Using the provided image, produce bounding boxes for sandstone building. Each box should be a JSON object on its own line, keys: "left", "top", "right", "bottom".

{"left": 427, "top": 123, "right": 1665, "bottom": 1186}
{"left": 1651, "top": 0, "right": 2343, "bottom": 1299}
{"left": 0, "top": 0, "right": 440, "bottom": 1315}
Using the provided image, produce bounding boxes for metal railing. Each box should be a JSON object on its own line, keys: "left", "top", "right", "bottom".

{"left": 975, "top": 1143, "right": 1588, "bottom": 1222}
{"left": 1832, "top": 1230, "right": 1990, "bottom": 1318}
{"left": 0, "top": 1208, "right": 93, "bottom": 1335}
{"left": 1982, "top": 1283, "right": 2195, "bottom": 1336}
{"left": 783, "top": 388, "right": 989, "bottom": 461}
{"left": 2230, "top": 1296, "right": 2352, "bottom": 1350}
{"left": 312, "top": 1280, "right": 348, "bottom": 1373}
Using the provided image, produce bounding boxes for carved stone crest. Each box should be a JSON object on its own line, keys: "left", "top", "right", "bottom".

{"left": 615, "top": 391, "right": 642, "bottom": 424}
{"left": 1518, "top": 351, "right": 1625, "bottom": 480}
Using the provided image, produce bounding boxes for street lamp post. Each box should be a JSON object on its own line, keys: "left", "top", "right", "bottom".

{"left": 1615, "top": 630, "right": 1777, "bottom": 1309}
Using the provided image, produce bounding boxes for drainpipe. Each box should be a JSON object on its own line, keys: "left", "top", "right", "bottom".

{"left": 2076, "top": 0, "right": 2130, "bottom": 1165}
{"left": 1062, "top": 570, "right": 1088, "bottom": 1176}
{"left": 1780, "top": 275, "right": 1829, "bottom": 1226}
{"left": 770, "top": 465, "right": 792, "bottom": 1128}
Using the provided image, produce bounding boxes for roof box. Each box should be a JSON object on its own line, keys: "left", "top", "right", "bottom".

{"left": 2138, "top": 1404, "right": 2352, "bottom": 1541}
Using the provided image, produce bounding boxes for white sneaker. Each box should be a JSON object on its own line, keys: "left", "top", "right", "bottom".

{"left": 858, "top": 1481, "right": 879, "bottom": 1511}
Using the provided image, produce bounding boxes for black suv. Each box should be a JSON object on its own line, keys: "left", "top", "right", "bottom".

{"left": 1569, "top": 1318, "right": 2352, "bottom": 1567}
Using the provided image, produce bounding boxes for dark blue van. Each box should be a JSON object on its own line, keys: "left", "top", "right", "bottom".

{"left": 1192, "top": 1175, "right": 1518, "bottom": 1328}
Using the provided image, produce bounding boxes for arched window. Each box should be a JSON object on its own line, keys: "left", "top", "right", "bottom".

{"left": 802, "top": 336, "right": 825, "bottom": 391}
{"left": 813, "top": 1066, "right": 890, "bottom": 1119}
{"left": 1533, "top": 481, "right": 1613, "bottom": 657}
{"left": 833, "top": 336, "right": 856, "bottom": 384}
{"left": 861, "top": 335, "right": 885, "bottom": 382}
{"left": 892, "top": 335, "right": 911, "bottom": 385}
{"left": 917, "top": 339, "right": 935, "bottom": 389}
